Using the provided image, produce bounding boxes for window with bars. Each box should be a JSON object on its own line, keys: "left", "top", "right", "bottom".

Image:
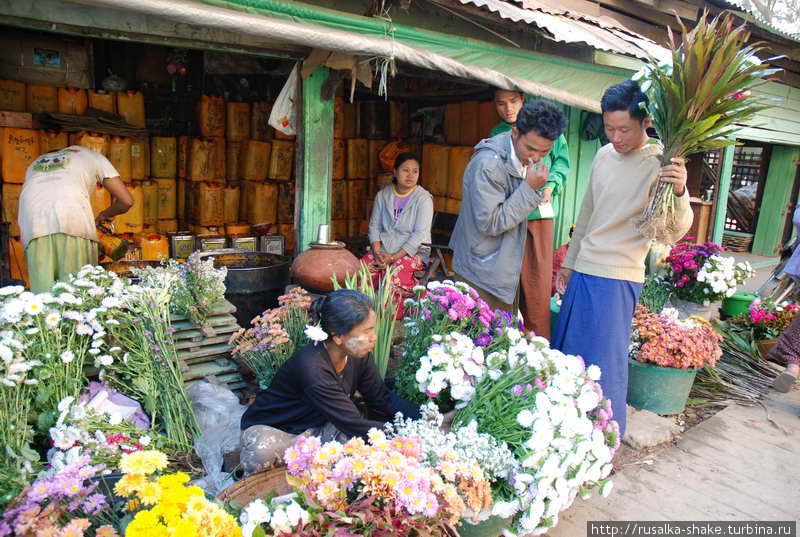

{"left": 702, "top": 144, "right": 770, "bottom": 236}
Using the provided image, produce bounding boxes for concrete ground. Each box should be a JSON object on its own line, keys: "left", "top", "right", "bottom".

{"left": 543, "top": 254, "right": 797, "bottom": 535}
{"left": 734, "top": 252, "right": 779, "bottom": 294}
{"left": 546, "top": 388, "right": 800, "bottom": 535}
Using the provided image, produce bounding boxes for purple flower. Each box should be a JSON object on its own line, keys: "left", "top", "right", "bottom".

{"left": 525, "top": 383, "right": 533, "bottom": 392}
{"left": 82, "top": 493, "right": 107, "bottom": 515}
{"left": 0, "top": 521, "right": 12, "bottom": 537}
{"left": 511, "top": 384, "right": 524, "bottom": 395}
{"left": 534, "top": 377, "right": 546, "bottom": 390}
{"left": 474, "top": 333, "right": 493, "bottom": 347}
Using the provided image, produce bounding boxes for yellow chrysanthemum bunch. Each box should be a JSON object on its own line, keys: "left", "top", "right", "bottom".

{"left": 115, "top": 450, "right": 242, "bottom": 537}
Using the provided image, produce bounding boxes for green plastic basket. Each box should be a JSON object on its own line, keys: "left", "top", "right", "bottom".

{"left": 721, "top": 291, "right": 759, "bottom": 317}
{"left": 627, "top": 358, "right": 698, "bottom": 415}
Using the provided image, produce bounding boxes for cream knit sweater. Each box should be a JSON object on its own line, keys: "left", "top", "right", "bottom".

{"left": 563, "top": 141, "right": 693, "bottom": 283}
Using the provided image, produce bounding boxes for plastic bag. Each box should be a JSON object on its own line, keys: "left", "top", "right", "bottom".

{"left": 187, "top": 381, "right": 247, "bottom": 496}
{"left": 269, "top": 63, "right": 299, "bottom": 136}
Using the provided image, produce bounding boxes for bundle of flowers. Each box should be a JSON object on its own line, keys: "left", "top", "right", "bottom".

{"left": 630, "top": 305, "right": 722, "bottom": 369}
{"left": 664, "top": 240, "right": 754, "bottom": 304}
{"left": 411, "top": 327, "right": 542, "bottom": 409}
{"left": 633, "top": 11, "right": 778, "bottom": 242}
{"left": 267, "top": 430, "right": 478, "bottom": 536}
{"left": 133, "top": 251, "right": 227, "bottom": 328}
{"left": 99, "top": 275, "right": 199, "bottom": 449}
{"left": 396, "top": 280, "right": 525, "bottom": 405}
{"left": 239, "top": 497, "right": 310, "bottom": 537}
{"left": 0, "top": 267, "right": 129, "bottom": 502}
{"left": 115, "top": 450, "right": 241, "bottom": 537}
{"left": 453, "top": 344, "right": 619, "bottom": 536}
{"left": 733, "top": 298, "right": 800, "bottom": 341}
{"left": 47, "top": 393, "right": 180, "bottom": 474}
{"left": 229, "top": 287, "right": 311, "bottom": 388}
{"left": 1, "top": 455, "right": 115, "bottom": 537}
{"left": 386, "top": 403, "right": 520, "bottom": 520}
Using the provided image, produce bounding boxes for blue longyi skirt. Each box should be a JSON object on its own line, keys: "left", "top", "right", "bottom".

{"left": 552, "top": 271, "right": 642, "bottom": 438}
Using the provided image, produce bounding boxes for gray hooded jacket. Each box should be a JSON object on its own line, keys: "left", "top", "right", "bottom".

{"left": 448, "top": 132, "right": 544, "bottom": 304}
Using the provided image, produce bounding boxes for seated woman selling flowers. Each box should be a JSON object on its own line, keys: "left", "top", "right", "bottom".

{"left": 240, "top": 289, "right": 421, "bottom": 475}
{"left": 362, "top": 152, "right": 433, "bottom": 317}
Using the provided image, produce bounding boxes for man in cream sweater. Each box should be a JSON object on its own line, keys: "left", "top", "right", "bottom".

{"left": 553, "top": 80, "right": 693, "bottom": 438}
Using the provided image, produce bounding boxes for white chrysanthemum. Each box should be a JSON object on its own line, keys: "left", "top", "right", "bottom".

{"left": 516, "top": 409, "right": 535, "bottom": 428}
{"left": 304, "top": 323, "right": 328, "bottom": 343}
{"left": 60, "top": 350, "right": 75, "bottom": 364}
{"left": 586, "top": 364, "right": 601, "bottom": 381}
{"left": 0, "top": 285, "right": 24, "bottom": 296}
{"left": 76, "top": 324, "right": 93, "bottom": 336}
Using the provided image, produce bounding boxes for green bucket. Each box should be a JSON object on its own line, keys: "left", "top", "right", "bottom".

{"left": 627, "top": 358, "right": 698, "bottom": 415}
{"left": 721, "top": 291, "right": 759, "bottom": 317}
{"left": 459, "top": 516, "right": 514, "bottom": 537}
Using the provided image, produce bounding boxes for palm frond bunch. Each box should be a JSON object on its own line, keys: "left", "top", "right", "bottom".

{"left": 635, "top": 11, "right": 780, "bottom": 242}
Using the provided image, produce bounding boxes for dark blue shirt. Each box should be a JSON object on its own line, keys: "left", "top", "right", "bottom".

{"left": 241, "top": 343, "right": 420, "bottom": 438}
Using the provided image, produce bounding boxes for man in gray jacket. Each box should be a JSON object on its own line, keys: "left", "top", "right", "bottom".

{"left": 449, "top": 100, "right": 567, "bottom": 312}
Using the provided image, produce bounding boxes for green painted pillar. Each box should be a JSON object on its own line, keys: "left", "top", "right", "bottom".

{"left": 554, "top": 106, "right": 582, "bottom": 248}
{"left": 751, "top": 146, "right": 800, "bottom": 256}
{"left": 711, "top": 144, "right": 735, "bottom": 245}
{"left": 297, "top": 67, "right": 333, "bottom": 252}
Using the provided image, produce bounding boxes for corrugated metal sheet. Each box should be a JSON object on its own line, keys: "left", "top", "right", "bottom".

{"left": 455, "top": 0, "right": 670, "bottom": 61}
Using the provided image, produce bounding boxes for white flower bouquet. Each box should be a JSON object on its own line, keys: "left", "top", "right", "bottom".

{"left": 133, "top": 251, "right": 227, "bottom": 327}
{"left": 454, "top": 342, "right": 619, "bottom": 536}
{"left": 46, "top": 393, "right": 180, "bottom": 475}
{"left": 396, "top": 281, "right": 526, "bottom": 407}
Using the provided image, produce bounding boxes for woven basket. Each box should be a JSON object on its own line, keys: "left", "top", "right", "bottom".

{"left": 722, "top": 231, "right": 754, "bottom": 253}
{"left": 217, "top": 467, "right": 291, "bottom": 505}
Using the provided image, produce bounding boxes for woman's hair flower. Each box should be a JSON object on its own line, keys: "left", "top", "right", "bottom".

{"left": 304, "top": 323, "right": 328, "bottom": 344}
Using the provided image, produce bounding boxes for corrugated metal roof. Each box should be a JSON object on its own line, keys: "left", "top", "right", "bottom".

{"left": 717, "top": 0, "right": 800, "bottom": 42}
{"left": 454, "top": 0, "right": 671, "bottom": 61}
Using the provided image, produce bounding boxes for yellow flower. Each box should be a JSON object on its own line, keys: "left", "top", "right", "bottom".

{"left": 184, "top": 485, "right": 205, "bottom": 498}
{"left": 171, "top": 519, "right": 198, "bottom": 537}
{"left": 158, "top": 472, "right": 191, "bottom": 490}
{"left": 116, "top": 472, "right": 148, "bottom": 497}
{"left": 185, "top": 495, "right": 208, "bottom": 514}
{"left": 138, "top": 482, "right": 163, "bottom": 505}
{"left": 119, "top": 450, "right": 169, "bottom": 475}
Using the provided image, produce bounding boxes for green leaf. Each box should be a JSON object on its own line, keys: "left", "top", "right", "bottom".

{"left": 36, "top": 410, "right": 56, "bottom": 432}
{"left": 19, "top": 443, "right": 39, "bottom": 462}
{"left": 35, "top": 384, "right": 53, "bottom": 406}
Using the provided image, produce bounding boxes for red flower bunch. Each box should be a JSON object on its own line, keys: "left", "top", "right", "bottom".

{"left": 664, "top": 238, "right": 724, "bottom": 289}
{"left": 740, "top": 298, "right": 800, "bottom": 340}
{"left": 630, "top": 305, "right": 722, "bottom": 369}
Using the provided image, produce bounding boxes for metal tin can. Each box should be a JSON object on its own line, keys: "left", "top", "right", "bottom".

{"left": 198, "top": 235, "right": 227, "bottom": 251}
{"left": 231, "top": 236, "right": 257, "bottom": 252}
{"left": 168, "top": 232, "right": 195, "bottom": 259}
{"left": 259, "top": 233, "right": 285, "bottom": 255}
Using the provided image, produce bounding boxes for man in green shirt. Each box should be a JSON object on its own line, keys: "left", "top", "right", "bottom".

{"left": 490, "top": 89, "right": 570, "bottom": 339}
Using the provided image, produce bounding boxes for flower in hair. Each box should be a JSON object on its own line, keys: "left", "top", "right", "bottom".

{"left": 304, "top": 323, "right": 328, "bottom": 344}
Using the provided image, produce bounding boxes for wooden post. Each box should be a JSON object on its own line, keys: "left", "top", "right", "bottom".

{"left": 711, "top": 144, "right": 735, "bottom": 245}
{"left": 296, "top": 67, "right": 333, "bottom": 252}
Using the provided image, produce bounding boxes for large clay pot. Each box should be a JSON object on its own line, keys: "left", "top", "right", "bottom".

{"left": 290, "top": 241, "right": 361, "bottom": 293}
